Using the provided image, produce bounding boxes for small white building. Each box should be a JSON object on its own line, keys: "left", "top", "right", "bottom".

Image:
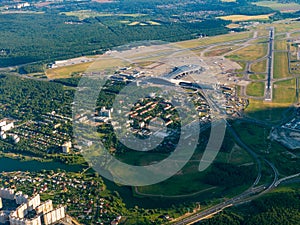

{"left": 12, "top": 134, "right": 20, "bottom": 144}
{"left": 16, "top": 2, "right": 30, "bottom": 9}
{"left": 98, "top": 107, "right": 113, "bottom": 119}
{"left": 62, "top": 141, "right": 72, "bottom": 154}
{"left": 0, "top": 131, "right": 6, "bottom": 140}
{"left": 0, "top": 119, "right": 6, "bottom": 127}
{"left": 0, "top": 121, "right": 14, "bottom": 132}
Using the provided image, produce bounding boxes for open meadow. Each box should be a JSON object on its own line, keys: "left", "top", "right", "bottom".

{"left": 273, "top": 52, "right": 291, "bottom": 79}
{"left": 177, "top": 32, "right": 252, "bottom": 49}
{"left": 252, "top": 1, "right": 300, "bottom": 12}
{"left": 273, "top": 79, "right": 297, "bottom": 103}
{"left": 226, "top": 43, "right": 267, "bottom": 61}
{"left": 246, "top": 82, "right": 265, "bottom": 97}
{"left": 46, "top": 62, "right": 93, "bottom": 79}
{"left": 250, "top": 59, "right": 267, "bottom": 73}
{"left": 218, "top": 14, "right": 273, "bottom": 22}
{"left": 249, "top": 74, "right": 266, "bottom": 80}
{"left": 133, "top": 131, "right": 256, "bottom": 198}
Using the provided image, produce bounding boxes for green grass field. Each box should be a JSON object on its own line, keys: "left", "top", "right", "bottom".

{"left": 273, "top": 52, "right": 290, "bottom": 79}
{"left": 46, "top": 62, "right": 93, "bottom": 79}
{"left": 273, "top": 79, "right": 296, "bottom": 103}
{"left": 177, "top": 32, "right": 252, "bottom": 49}
{"left": 250, "top": 60, "right": 267, "bottom": 73}
{"left": 255, "top": 26, "right": 271, "bottom": 37}
{"left": 236, "top": 61, "right": 247, "bottom": 72}
{"left": 254, "top": 37, "right": 269, "bottom": 44}
{"left": 291, "top": 31, "right": 300, "bottom": 38}
{"left": 275, "top": 39, "right": 287, "bottom": 51}
{"left": 274, "top": 33, "right": 286, "bottom": 41}
{"left": 227, "top": 43, "right": 267, "bottom": 61}
{"left": 204, "top": 47, "right": 237, "bottom": 57}
{"left": 272, "top": 21, "right": 300, "bottom": 33}
{"left": 130, "top": 131, "right": 255, "bottom": 197}
{"left": 249, "top": 74, "right": 266, "bottom": 80}
{"left": 252, "top": 1, "right": 300, "bottom": 12}
{"left": 135, "top": 166, "right": 214, "bottom": 197}
{"left": 246, "top": 82, "right": 265, "bottom": 97}
{"left": 245, "top": 99, "right": 291, "bottom": 123}
{"left": 232, "top": 121, "right": 269, "bottom": 154}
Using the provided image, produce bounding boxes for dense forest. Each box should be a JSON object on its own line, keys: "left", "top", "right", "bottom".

{"left": 197, "top": 185, "right": 300, "bottom": 225}
{"left": 0, "top": 0, "right": 279, "bottom": 67}
{"left": 0, "top": 13, "right": 230, "bottom": 67}
{"left": 2, "top": 0, "right": 300, "bottom": 68}
{"left": 204, "top": 162, "right": 257, "bottom": 188}
{"left": 37, "top": 0, "right": 274, "bottom": 17}
{"left": 0, "top": 74, "right": 73, "bottom": 120}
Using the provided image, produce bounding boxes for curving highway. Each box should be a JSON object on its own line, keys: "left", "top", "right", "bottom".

{"left": 170, "top": 121, "right": 280, "bottom": 225}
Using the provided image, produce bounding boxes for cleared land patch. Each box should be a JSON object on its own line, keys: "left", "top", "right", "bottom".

{"left": 221, "top": 0, "right": 236, "bottom": 2}
{"left": 46, "top": 62, "right": 93, "bottom": 79}
{"left": 218, "top": 14, "right": 273, "bottom": 22}
{"left": 62, "top": 10, "right": 146, "bottom": 20}
{"left": 45, "top": 56, "right": 125, "bottom": 79}
{"left": 226, "top": 23, "right": 241, "bottom": 29}
{"left": 0, "top": 11, "right": 44, "bottom": 15}
{"left": 127, "top": 21, "right": 161, "bottom": 26}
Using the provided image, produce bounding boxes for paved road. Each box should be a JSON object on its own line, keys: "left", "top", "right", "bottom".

{"left": 296, "top": 77, "right": 299, "bottom": 103}
{"left": 275, "top": 173, "right": 300, "bottom": 187}
{"left": 171, "top": 123, "right": 267, "bottom": 225}
{"left": 170, "top": 120, "right": 283, "bottom": 225}
{"left": 265, "top": 27, "right": 274, "bottom": 101}
{"left": 171, "top": 185, "right": 266, "bottom": 225}
{"left": 227, "top": 124, "right": 262, "bottom": 186}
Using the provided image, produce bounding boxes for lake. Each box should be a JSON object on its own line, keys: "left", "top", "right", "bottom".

{"left": 0, "top": 157, "right": 83, "bottom": 172}
{"left": 0, "top": 157, "right": 205, "bottom": 209}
